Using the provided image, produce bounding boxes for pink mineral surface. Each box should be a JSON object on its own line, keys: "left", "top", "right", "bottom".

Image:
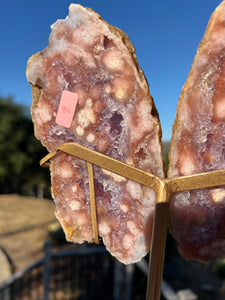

{"left": 26, "top": 4, "right": 164, "bottom": 264}
{"left": 168, "top": 0, "right": 225, "bottom": 262}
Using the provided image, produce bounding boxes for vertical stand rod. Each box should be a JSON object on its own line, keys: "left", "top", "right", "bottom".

{"left": 145, "top": 182, "right": 169, "bottom": 300}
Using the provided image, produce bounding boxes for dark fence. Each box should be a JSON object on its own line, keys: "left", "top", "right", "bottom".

{"left": 0, "top": 241, "right": 181, "bottom": 300}
{"left": 0, "top": 242, "right": 147, "bottom": 300}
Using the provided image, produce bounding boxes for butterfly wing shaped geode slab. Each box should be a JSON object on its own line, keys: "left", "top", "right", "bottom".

{"left": 168, "top": 0, "right": 225, "bottom": 262}
{"left": 26, "top": 4, "right": 164, "bottom": 264}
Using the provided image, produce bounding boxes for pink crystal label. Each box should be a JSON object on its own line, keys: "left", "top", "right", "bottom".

{"left": 56, "top": 90, "right": 78, "bottom": 128}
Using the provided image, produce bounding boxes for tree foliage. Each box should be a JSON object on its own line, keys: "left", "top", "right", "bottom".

{"left": 0, "top": 96, "right": 51, "bottom": 197}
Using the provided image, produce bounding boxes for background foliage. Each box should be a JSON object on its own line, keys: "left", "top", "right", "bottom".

{"left": 0, "top": 96, "right": 50, "bottom": 197}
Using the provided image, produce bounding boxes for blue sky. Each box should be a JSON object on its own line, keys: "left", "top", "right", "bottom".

{"left": 0, "top": 0, "right": 222, "bottom": 140}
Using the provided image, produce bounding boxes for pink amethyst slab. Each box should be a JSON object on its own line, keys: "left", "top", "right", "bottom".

{"left": 26, "top": 4, "right": 164, "bottom": 264}
{"left": 168, "top": 0, "right": 225, "bottom": 262}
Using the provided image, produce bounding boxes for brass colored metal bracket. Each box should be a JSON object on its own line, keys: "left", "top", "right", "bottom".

{"left": 87, "top": 162, "right": 99, "bottom": 244}
{"left": 40, "top": 142, "right": 225, "bottom": 300}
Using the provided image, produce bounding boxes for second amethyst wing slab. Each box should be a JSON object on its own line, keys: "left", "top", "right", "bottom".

{"left": 168, "top": 0, "right": 225, "bottom": 262}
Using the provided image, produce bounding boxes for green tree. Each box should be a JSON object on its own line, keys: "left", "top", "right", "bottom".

{"left": 0, "top": 96, "right": 50, "bottom": 197}
{"left": 162, "top": 141, "right": 170, "bottom": 173}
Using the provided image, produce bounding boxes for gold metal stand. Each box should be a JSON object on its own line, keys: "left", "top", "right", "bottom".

{"left": 41, "top": 142, "right": 225, "bottom": 300}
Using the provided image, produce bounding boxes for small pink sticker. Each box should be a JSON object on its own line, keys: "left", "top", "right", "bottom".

{"left": 56, "top": 90, "right": 78, "bottom": 128}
